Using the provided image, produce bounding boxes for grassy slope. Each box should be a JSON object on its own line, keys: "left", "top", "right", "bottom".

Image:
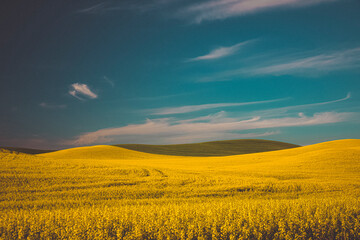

{"left": 40, "top": 145, "right": 170, "bottom": 160}
{"left": 116, "top": 139, "right": 300, "bottom": 156}
{"left": 1, "top": 147, "right": 53, "bottom": 154}
{"left": 0, "top": 148, "right": 36, "bottom": 160}
{"left": 1, "top": 139, "right": 360, "bottom": 239}
{"left": 39, "top": 139, "right": 360, "bottom": 177}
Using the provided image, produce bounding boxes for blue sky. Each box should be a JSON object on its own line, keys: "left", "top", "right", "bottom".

{"left": 1, "top": 0, "right": 360, "bottom": 149}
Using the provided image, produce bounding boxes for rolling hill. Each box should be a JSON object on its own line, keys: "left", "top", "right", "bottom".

{"left": 211, "top": 139, "right": 360, "bottom": 175}
{"left": 1, "top": 139, "right": 299, "bottom": 157}
{"left": 39, "top": 144, "right": 171, "bottom": 160}
{"left": 1, "top": 139, "right": 359, "bottom": 239}
{"left": 37, "top": 139, "right": 360, "bottom": 176}
{"left": 115, "top": 139, "right": 300, "bottom": 156}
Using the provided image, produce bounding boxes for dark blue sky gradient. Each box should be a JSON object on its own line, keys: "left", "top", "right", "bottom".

{"left": 1, "top": 0, "right": 360, "bottom": 149}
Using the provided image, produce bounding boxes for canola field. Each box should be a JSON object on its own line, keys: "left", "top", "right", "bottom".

{"left": 0, "top": 139, "right": 360, "bottom": 239}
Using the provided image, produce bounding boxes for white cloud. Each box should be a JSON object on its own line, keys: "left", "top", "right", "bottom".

{"left": 188, "top": 40, "right": 253, "bottom": 61}
{"left": 176, "top": 111, "right": 234, "bottom": 123}
{"left": 62, "top": 92, "right": 353, "bottom": 146}
{"left": 150, "top": 97, "right": 287, "bottom": 115}
{"left": 182, "top": 0, "right": 337, "bottom": 23}
{"left": 69, "top": 83, "right": 98, "bottom": 100}
{"left": 64, "top": 111, "right": 352, "bottom": 146}
{"left": 39, "top": 102, "right": 67, "bottom": 109}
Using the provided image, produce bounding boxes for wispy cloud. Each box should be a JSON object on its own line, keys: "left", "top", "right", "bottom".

{"left": 181, "top": 0, "right": 337, "bottom": 23}
{"left": 267, "top": 93, "right": 351, "bottom": 113}
{"left": 165, "top": 131, "right": 277, "bottom": 145}
{"left": 77, "top": 0, "right": 177, "bottom": 15}
{"left": 78, "top": 2, "right": 107, "bottom": 14}
{"left": 236, "top": 93, "right": 352, "bottom": 120}
{"left": 250, "top": 48, "right": 360, "bottom": 76}
{"left": 63, "top": 93, "right": 354, "bottom": 146}
{"left": 131, "top": 92, "right": 191, "bottom": 101}
{"left": 175, "top": 111, "right": 234, "bottom": 123}
{"left": 64, "top": 111, "right": 352, "bottom": 146}
{"left": 150, "top": 97, "right": 287, "bottom": 115}
{"left": 69, "top": 83, "right": 98, "bottom": 100}
{"left": 77, "top": 0, "right": 337, "bottom": 24}
{"left": 39, "top": 102, "right": 67, "bottom": 109}
{"left": 103, "top": 76, "right": 114, "bottom": 87}
{"left": 77, "top": 2, "right": 141, "bottom": 14}
{"left": 199, "top": 47, "right": 360, "bottom": 82}
{"left": 187, "top": 40, "right": 253, "bottom": 62}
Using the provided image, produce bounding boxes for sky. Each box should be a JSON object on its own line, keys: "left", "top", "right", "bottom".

{"left": 1, "top": 0, "right": 360, "bottom": 149}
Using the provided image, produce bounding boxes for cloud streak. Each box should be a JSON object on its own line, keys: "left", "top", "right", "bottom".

{"left": 188, "top": 40, "right": 253, "bottom": 61}
{"left": 77, "top": 0, "right": 177, "bottom": 15}
{"left": 270, "top": 92, "right": 351, "bottom": 112}
{"left": 69, "top": 83, "right": 98, "bottom": 100}
{"left": 199, "top": 47, "right": 360, "bottom": 81}
{"left": 250, "top": 48, "right": 360, "bottom": 76}
{"left": 64, "top": 111, "right": 352, "bottom": 146}
{"left": 39, "top": 102, "right": 67, "bottom": 109}
{"left": 78, "top": 2, "right": 107, "bottom": 14}
{"left": 239, "top": 93, "right": 352, "bottom": 119}
{"left": 150, "top": 97, "right": 287, "bottom": 115}
{"left": 181, "top": 0, "right": 337, "bottom": 23}
{"left": 103, "top": 76, "right": 115, "bottom": 87}
{"left": 63, "top": 93, "right": 354, "bottom": 146}
{"left": 78, "top": 0, "right": 337, "bottom": 24}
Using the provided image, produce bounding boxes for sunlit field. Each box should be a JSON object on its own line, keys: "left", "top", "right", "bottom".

{"left": 1, "top": 139, "right": 359, "bottom": 239}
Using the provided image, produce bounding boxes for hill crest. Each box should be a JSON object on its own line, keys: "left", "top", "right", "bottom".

{"left": 115, "top": 139, "right": 300, "bottom": 157}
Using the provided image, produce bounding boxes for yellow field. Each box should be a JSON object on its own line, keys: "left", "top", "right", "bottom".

{"left": 1, "top": 139, "right": 360, "bottom": 239}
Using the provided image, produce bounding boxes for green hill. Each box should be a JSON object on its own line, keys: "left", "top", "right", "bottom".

{"left": 115, "top": 139, "right": 300, "bottom": 156}
{"left": 2, "top": 139, "right": 299, "bottom": 157}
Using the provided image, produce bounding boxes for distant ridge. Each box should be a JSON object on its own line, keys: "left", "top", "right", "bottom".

{"left": 115, "top": 139, "right": 300, "bottom": 157}
{"left": 1, "top": 147, "right": 54, "bottom": 155}
{"left": 1, "top": 139, "right": 300, "bottom": 157}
